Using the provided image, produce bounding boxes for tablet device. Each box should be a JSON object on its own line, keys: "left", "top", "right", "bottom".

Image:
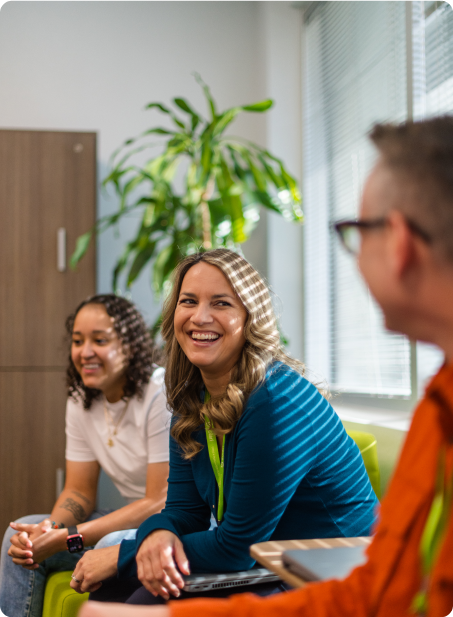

{"left": 282, "top": 546, "right": 367, "bottom": 582}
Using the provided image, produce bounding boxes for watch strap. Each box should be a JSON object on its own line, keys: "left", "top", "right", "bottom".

{"left": 67, "top": 525, "right": 78, "bottom": 536}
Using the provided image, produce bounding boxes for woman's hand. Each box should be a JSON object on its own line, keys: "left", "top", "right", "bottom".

{"left": 8, "top": 519, "right": 54, "bottom": 568}
{"left": 70, "top": 545, "right": 120, "bottom": 594}
{"left": 79, "top": 602, "right": 169, "bottom": 617}
{"left": 136, "top": 530, "right": 190, "bottom": 600}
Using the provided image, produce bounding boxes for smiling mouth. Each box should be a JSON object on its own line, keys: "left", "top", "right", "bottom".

{"left": 191, "top": 332, "right": 221, "bottom": 341}
{"left": 82, "top": 363, "right": 102, "bottom": 370}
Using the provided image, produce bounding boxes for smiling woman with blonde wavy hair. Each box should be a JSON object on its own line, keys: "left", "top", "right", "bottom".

{"left": 78, "top": 248, "right": 378, "bottom": 608}
{"left": 162, "top": 249, "right": 306, "bottom": 459}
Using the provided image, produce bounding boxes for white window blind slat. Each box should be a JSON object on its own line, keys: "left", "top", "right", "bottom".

{"left": 304, "top": 1, "right": 410, "bottom": 396}
{"left": 304, "top": 1, "right": 453, "bottom": 399}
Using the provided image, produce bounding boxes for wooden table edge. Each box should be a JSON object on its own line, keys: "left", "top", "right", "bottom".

{"left": 250, "top": 536, "right": 372, "bottom": 588}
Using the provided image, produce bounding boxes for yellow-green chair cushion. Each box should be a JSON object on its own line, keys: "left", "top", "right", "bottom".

{"left": 347, "top": 430, "right": 381, "bottom": 500}
{"left": 42, "top": 571, "right": 89, "bottom": 617}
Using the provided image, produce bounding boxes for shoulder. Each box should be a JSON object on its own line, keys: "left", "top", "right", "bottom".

{"left": 245, "top": 362, "right": 326, "bottom": 417}
{"left": 66, "top": 393, "right": 86, "bottom": 416}
{"left": 65, "top": 394, "right": 101, "bottom": 430}
{"left": 261, "top": 361, "right": 317, "bottom": 400}
{"left": 140, "top": 366, "right": 166, "bottom": 401}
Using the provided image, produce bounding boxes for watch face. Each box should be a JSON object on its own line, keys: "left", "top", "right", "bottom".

{"left": 67, "top": 534, "right": 84, "bottom": 553}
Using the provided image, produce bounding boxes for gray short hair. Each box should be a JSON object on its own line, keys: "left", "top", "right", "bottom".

{"left": 370, "top": 116, "right": 453, "bottom": 260}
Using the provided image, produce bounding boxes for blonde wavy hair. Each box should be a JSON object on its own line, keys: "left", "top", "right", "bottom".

{"left": 161, "top": 249, "right": 306, "bottom": 459}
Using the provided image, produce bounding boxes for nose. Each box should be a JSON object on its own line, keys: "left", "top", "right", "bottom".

{"left": 191, "top": 301, "right": 213, "bottom": 326}
{"left": 80, "top": 340, "right": 95, "bottom": 359}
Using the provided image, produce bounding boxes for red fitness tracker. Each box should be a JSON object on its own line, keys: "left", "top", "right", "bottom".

{"left": 66, "top": 526, "right": 84, "bottom": 553}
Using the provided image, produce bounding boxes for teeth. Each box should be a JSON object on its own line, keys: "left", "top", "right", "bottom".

{"left": 84, "top": 364, "right": 101, "bottom": 369}
{"left": 192, "top": 332, "right": 220, "bottom": 341}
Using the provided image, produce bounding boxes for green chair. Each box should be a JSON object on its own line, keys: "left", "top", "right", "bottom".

{"left": 347, "top": 430, "right": 381, "bottom": 500}
{"left": 42, "top": 571, "right": 89, "bottom": 617}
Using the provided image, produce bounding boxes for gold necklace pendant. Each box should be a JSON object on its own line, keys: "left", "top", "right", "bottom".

{"left": 104, "top": 397, "right": 130, "bottom": 449}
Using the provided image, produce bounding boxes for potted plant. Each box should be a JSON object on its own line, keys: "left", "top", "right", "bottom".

{"left": 71, "top": 75, "right": 302, "bottom": 301}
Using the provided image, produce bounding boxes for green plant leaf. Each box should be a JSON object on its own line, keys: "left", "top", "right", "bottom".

{"left": 174, "top": 98, "right": 199, "bottom": 117}
{"left": 241, "top": 99, "right": 273, "bottom": 112}
{"left": 145, "top": 102, "right": 172, "bottom": 114}
{"left": 70, "top": 231, "right": 92, "bottom": 270}
{"left": 257, "top": 153, "right": 284, "bottom": 189}
{"left": 142, "top": 128, "right": 175, "bottom": 136}
{"left": 145, "top": 101, "right": 186, "bottom": 130}
{"left": 218, "top": 157, "right": 246, "bottom": 243}
{"left": 152, "top": 243, "right": 174, "bottom": 292}
{"left": 76, "top": 80, "right": 300, "bottom": 298}
{"left": 212, "top": 108, "right": 241, "bottom": 137}
{"left": 127, "top": 240, "right": 157, "bottom": 286}
{"left": 112, "top": 243, "right": 134, "bottom": 292}
{"left": 194, "top": 73, "right": 217, "bottom": 120}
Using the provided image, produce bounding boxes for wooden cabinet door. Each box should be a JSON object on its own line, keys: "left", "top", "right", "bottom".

{"left": 0, "top": 130, "right": 96, "bottom": 367}
{"left": 0, "top": 129, "right": 96, "bottom": 530}
{"left": 0, "top": 371, "right": 67, "bottom": 531}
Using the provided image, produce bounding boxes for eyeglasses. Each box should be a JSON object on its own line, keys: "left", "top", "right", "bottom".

{"left": 333, "top": 217, "right": 431, "bottom": 256}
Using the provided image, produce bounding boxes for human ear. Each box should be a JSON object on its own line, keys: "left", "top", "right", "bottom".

{"left": 387, "top": 211, "right": 418, "bottom": 279}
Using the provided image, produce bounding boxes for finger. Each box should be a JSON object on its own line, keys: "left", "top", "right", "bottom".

{"left": 160, "top": 547, "right": 184, "bottom": 591}
{"left": 150, "top": 549, "right": 176, "bottom": 596}
{"left": 174, "top": 541, "right": 191, "bottom": 576}
{"left": 155, "top": 553, "right": 182, "bottom": 597}
{"left": 9, "top": 522, "right": 35, "bottom": 534}
{"left": 141, "top": 577, "right": 170, "bottom": 600}
{"left": 8, "top": 545, "right": 33, "bottom": 560}
{"left": 22, "top": 563, "right": 40, "bottom": 571}
{"left": 70, "top": 579, "right": 84, "bottom": 593}
{"left": 160, "top": 572, "right": 181, "bottom": 598}
{"left": 12, "top": 557, "right": 34, "bottom": 566}
{"left": 10, "top": 533, "right": 32, "bottom": 550}
{"left": 137, "top": 557, "right": 159, "bottom": 597}
{"left": 18, "top": 532, "right": 33, "bottom": 548}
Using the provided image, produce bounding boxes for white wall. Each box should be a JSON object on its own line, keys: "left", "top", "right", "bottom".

{"left": 0, "top": 0, "right": 304, "bottom": 355}
{"left": 260, "top": 2, "right": 305, "bottom": 360}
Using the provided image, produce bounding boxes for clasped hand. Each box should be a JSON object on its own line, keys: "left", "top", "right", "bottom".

{"left": 70, "top": 545, "right": 120, "bottom": 594}
{"left": 8, "top": 519, "right": 58, "bottom": 569}
{"left": 136, "top": 529, "right": 190, "bottom": 600}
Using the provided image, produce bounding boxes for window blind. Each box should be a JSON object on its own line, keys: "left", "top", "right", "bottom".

{"left": 303, "top": 0, "right": 453, "bottom": 399}
{"left": 413, "top": 0, "right": 453, "bottom": 394}
{"left": 303, "top": 1, "right": 410, "bottom": 395}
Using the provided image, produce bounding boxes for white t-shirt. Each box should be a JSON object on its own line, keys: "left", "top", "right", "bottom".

{"left": 65, "top": 367, "right": 171, "bottom": 503}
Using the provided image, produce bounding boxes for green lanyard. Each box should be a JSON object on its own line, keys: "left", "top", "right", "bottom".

{"left": 204, "top": 391, "right": 225, "bottom": 522}
{"left": 412, "top": 447, "right": 452, "bottom": 616}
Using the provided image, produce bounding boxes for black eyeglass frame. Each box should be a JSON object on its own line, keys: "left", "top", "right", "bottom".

{"left": 332, "top": 217, "right": 432, "bottom": 255}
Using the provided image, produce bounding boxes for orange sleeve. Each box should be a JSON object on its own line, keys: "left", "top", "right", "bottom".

{"left": 169, "top": 560, "right": 375, "bottom": 617}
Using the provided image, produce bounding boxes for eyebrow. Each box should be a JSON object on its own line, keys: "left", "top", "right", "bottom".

{"left": 72, "top": 330, "right": 110, "bottom": 335}
{"left": 179, "top": 292, "right": 236, "bottom": 300}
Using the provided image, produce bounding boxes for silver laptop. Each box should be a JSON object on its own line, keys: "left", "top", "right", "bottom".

{"left": 282, "top": 546, "right": 367, "bottom": 582}
{"left": 183, "top": 567, "right": 280, "bottom": 592}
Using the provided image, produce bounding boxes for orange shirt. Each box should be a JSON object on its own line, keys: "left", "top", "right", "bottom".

{"left": 170, "top": 363, "right": 453, "bottom": 617}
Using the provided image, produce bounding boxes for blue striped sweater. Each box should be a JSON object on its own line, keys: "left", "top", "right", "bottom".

{"left": 118, "top": 362, "right": 378, "bottom": 577}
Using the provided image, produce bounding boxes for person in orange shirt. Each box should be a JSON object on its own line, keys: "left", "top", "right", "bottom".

{"left": 80, "top": 116, "right": 453, "bottom": 617}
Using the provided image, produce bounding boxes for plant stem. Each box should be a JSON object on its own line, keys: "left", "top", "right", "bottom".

{"left": 200, "top": 177, "right": 215, "bottom": 249}
{"left": 200, "top": 202, "right": 212, "bottom": 249}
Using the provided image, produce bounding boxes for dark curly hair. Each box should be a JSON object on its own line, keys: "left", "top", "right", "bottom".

{"left": 66, "top": 294, "right": 157, "bottom": 410}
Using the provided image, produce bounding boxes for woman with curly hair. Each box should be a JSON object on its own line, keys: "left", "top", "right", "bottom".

{"left": 0, "top": 294, "right": 171, "bottom": 617}
{"left": 71, "top": 250, "right": 377, "bottom": 606}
